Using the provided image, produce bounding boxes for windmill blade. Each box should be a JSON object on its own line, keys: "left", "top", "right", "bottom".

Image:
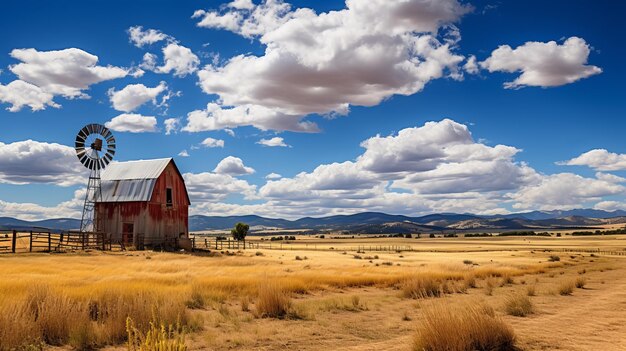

{"left": 76, "top": 123, "right": 116, "bottom": 171}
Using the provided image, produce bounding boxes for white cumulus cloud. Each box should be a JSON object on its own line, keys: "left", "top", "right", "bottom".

{"left": 481, "top": 37, "right": 602, "bottom": 88}
{"left": 201, "top": 137, "right": 225, "bottom": 148}
{"left": 190, "top": 0, "right": 470, "bottom": 132}
{"left": 164, "top": 118, "right": 180, "bottom": 135}
{"left": 257, "top": 136, "right": 289, "bottom": 147}
{"left": 105, "top": 113, "right": 158, "bottom": 133}
{"left": 128, "top": 26, "right": 172, "bottom": 47}
{"left": 108, "top": 81, "right": 167, "bottom": 112}
{"left": 0, "top": 140, "right": 86, "bottom": 186}
{"left": 213, "top": 156, "right": 255, "bottom": 175}
{"left": 558, "top": 149, "right": 626, "bottom": 171}
{"left": 152, "top": 43, "right": 200, "bottom": 77}
{"left": 0, "top": 80, "right": 59, "bottom": 112}
{"left": 0, "top": 48, "right": 128, "bottom": 111}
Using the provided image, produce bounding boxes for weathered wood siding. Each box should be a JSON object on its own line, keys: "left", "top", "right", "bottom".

{"left": 95, "top": 161, "right": 189, "bottom": 247}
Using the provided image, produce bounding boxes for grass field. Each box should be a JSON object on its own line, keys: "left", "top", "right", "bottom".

{"left": 1, "top": 235, "right": 625, "bottom": 350}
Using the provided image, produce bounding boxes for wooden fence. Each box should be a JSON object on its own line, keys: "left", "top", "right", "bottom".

{"left": 190, "top": 237, "right": 414, "bottom": 252}
{"left": 0, "top": 230, "right": 107, "bottom": 253}
{"left": 549, "top": 248, "right": 626, "bottom": 256}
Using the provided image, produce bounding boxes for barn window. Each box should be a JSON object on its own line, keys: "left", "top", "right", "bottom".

{"left": 166, "top": 188, "right": 173, "bottom": 207}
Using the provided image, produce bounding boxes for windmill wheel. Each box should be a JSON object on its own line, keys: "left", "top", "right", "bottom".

{"left": 75, "top": 123, "right": 116, "bottom": 170}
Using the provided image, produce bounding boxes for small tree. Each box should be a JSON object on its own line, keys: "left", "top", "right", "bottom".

{"left": 231, "top": 222, "right": 250, "bottom": 249}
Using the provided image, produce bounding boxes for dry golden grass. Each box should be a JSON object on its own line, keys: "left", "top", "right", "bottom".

{"left": 0, "top": 283, "right": 191, "bottom": 350}
{"left": 126, "top": 317, "right": 187, "bottom": 351}
{"left": 1, "top": 234, "right": 625, "bottom": 350}
{"left": 413, "top": 301, "right": 516, "bottom": 351}
{"left": 503, "top": 294, "right": 534, "bottom": 317}
{"left": 558, "top": 280, "right": 575, "bottom": 296}
{"left": 255, "top": 282, "right": 292, "bottom": 318}
{"left": 575, "top": 277, "right": 586, "bottom": 289}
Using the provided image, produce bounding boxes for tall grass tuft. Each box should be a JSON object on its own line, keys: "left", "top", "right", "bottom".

{"left": 504, "top": 294, "right": 534, "bottom": 317}
{"left": 558, "top": 281, "right": 575, "bottom": 296}
{"left": 413, "top": 301, "right": 516, "bottom": 351}
{"left": 255, "top": 282, "right": 292, "bottom": 318}
{"left": 126, "top": 317, "right": 187, "bottom": 351}
{"left": 402, "top": 276, "right": 443, "bottom": 299}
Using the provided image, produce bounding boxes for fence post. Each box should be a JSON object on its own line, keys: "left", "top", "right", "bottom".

{"left": 49, "top": 232, "right": 52, "bottom": 252}
{"left": 11, "top": 230, "right": 17, "bottom": 253}
{"left": 29, "top": 231, "right": 33, "bottom": 252}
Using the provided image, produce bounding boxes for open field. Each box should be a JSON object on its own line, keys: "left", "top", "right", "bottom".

{"left": 1, "top": 235, "right": 626, "bottom": 350}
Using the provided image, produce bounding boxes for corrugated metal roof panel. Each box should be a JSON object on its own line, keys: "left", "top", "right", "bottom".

{"left": 101, "top": 158, "right": 171, "bottom": 180}
{"left": 99, "top": 179, "right": 157, "bottom": 202}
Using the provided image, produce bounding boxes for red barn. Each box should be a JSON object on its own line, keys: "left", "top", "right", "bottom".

{"left": 95, "top": 158, "right": 191, "bottom": 249}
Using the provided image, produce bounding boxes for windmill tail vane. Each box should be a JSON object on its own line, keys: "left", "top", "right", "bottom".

{"left": 75, "top": 123, "right": 116, "bottom": 233}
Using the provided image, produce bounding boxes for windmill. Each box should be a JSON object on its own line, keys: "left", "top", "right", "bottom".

{"left": 75, "top": 124, "right": 116, "bottom": 232}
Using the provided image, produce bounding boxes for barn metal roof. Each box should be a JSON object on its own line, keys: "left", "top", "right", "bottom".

{"left": 98, "top": 158, "right": 171, "bottom": 203}
{"left": 101, "top": 158, "right": 172, "bottom": 181}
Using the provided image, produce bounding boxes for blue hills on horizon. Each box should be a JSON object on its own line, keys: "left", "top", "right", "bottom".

{"left": 1, "top": 208, "right": 625, "bottom": 232}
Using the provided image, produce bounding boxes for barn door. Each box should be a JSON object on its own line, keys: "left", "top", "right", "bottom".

{"left": 122, "top": 223, "right": 134, "bottom": 245}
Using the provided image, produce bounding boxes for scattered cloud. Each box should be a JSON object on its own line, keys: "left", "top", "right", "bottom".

{"left": 0, "top": 80, "right": 58, "bottom": 112}
{"left": 594, "top": 200, "right": 625, "bottom": 212}
{"left": 0, "top": 140, "right": 86, "bottom": 186}
{"left": 178, "top": 150, "right": 190, "bottom": 157}
{"left": 200, "top": 137, "right": 225, "bottom": 148}
{"left": 128, "top": 26, "right": 172, "bottom": 47}
{"left": 510, "top": 172, "right": 625, "bottom": 210}
{"left": 480, "top": 37, "right": 602, "bottom": 88}
{"left": 190, "top": 0, "right": 470, "bottom": 132}
{"left": 257, "top": 136, "right": 289, "bottom": 147}
{"left": 164, "top": 118, "right": 180, "bottom": 135}
{"left": 184, "top": 171, "right": 257, "bottom": 201}
{"left": 0, "top": 48, "right": 127, "bottom": 111}
{"left": 147, "top": 43, "right": 200, "bottom": 77}
{"left": 182, "top": 103, "right": 318, "bottom": 133}
{"left": 224, "top": 128, "right": 235, "bottom": 137}
{"left": 108, "top": 81, "right": 167, "bottom": 112}
{"left": 104, "top": 113, "right": 158, "bottom": 133}
{"left": 9, "top": 48, "right": 128, "bottom": 98}
{"left": 0, "top": 189, "right": 84, "bottom": 220}
{"left": 463, "top": 55, "right": 479, "bottom": 74}
{"left": 558, "top": 149, "right": 626, "bottom": 171}
{"left": 213, "top": 156, "right": 255, "bottom": 175}
{"left": 265, "top": 172, "right": 282, "bottom": 180}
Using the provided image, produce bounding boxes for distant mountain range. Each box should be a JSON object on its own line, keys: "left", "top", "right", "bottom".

{"left": 2, "top": 209, "right": 625, "bottom": 234}
{"left": 188, "top": 210, "right": 626, "bottom": 233}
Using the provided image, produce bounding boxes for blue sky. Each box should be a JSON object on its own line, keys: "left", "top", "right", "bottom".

{"left": 0, "top": 0, "right": 625, "bottom": 220}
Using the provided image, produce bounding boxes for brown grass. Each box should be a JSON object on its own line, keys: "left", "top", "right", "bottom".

{"left": 575, "top": 277, "right": 586, "bottom": 289}
{"left": 0, "top": 283, "right": 190, "bottom": 350}
{"left": 402, "top": 276, "right": 444, "bottom": 299}
{"left": 558, "top": 280, "right": 575, "bottom": 296}
{"left": 255, "top": 282, "right": 292, "bottom": 318}
{"left": 504, "top": 294, "right": 534, "bottom": 317}
{"left": 413, "top": 301, "right": 516, "bottom": 351}
{"left": 126, "top": 317, "right": 187, "bottom": 351}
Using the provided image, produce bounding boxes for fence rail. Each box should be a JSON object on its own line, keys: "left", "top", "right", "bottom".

{"left": 0, "top": 230, "right": 107, "bottom": 254}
